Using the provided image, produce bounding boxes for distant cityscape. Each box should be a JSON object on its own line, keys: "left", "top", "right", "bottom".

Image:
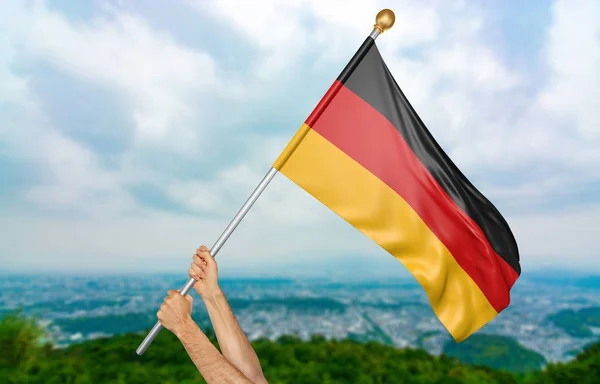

{"left": 1, "top": 273, "right": 599, "bottom": 364}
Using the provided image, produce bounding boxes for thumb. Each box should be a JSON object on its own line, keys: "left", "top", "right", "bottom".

{"left": 198, "top": 245, "right": 216, "bottom": 265}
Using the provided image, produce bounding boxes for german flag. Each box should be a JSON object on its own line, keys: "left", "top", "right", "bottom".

{"left": 273, "top": 37, "right": 520, "bottom": 342}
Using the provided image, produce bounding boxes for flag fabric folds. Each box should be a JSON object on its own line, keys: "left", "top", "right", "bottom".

{"left": 273, "top": 37, "right": 521, "bottom": 342}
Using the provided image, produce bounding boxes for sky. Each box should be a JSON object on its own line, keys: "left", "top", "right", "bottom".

{"left": 0, "top": 0, "right": 599, "bottom": 278}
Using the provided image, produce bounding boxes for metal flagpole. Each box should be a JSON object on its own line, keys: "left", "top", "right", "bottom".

{"left": 136, "top": 8, "right": 395, "bottom": 356}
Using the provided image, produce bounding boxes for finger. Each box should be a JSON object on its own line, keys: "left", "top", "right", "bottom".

{"left": 189, "top": 266, "right": 200, "bottom": 280}
{"left": 197, "top": 255, "right": 208, "bottom": 269}
{"left": 167, "top": 290, "right": 178, "bottom": 297}
{"left": 198, "top": 246, "right": 216, "bottom": 265}
{"left": 197, "top": 245, "right": 211, "bottom": 258}
{"left": 190, "top": 263, "right": 204, "bottom": 279}
{"left": 193, "top": 255, "right": 206, "bottom": 270}
{"left": 185, "top": 294, "right": 193, "bottom": 304}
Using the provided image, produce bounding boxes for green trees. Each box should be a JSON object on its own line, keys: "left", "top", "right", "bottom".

{"left": 443, "top": 334, "right": 546, "bottom": 373}
{"left": 522, "top": 342, "right": 600, "bottom": 384}
{"left": 0, "top": 312, "right": 598, "bottom": 383}
{"left": 546, "top": 307, "right": 600, "bottom": 338}
{"left": 0, "top": 311, "right": 49, "bottom": 383}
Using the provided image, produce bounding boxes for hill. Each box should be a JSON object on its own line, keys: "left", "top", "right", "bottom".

{"left": 443, "top": 334, "right": 546, "bottom": 373}
{"left": 1, "top": 312, "right": 600, "bottom": 383}
{"left": 523, "top": 342, "right": 600, "bottom": 384}
{"left": 546, "top": 307, "right": 600, "bottom": 338}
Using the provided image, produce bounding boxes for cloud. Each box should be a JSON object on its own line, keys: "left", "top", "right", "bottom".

{"left": 0, "top": 1, "right": 246, "bottom": 215}
{"left": 0, "top": 0, "right": 599, "bottom": 273}
{"left": 7, "top": 1, "right": 243, "bottom": 151}
{"left": 492, "top": 0, "right": 600, "bottom": 207}
{"left": 538, "top": 0, "right": 600, "bottom": 141}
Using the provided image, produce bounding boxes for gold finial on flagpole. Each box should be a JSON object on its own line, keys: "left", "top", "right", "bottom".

{"left": 374, "top": 9, "right": 395, "bottom": 34}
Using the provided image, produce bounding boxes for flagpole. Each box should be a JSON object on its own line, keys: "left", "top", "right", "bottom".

{"left": 136, "top": 167, "right": 278, "bottom": 355}
{"left": 136, "top": 8, "right": 395, "bottom": 356}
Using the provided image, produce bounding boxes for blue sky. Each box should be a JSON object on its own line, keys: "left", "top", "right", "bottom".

{"left": 0, "top": 0, "right": 599, "bottom": 278}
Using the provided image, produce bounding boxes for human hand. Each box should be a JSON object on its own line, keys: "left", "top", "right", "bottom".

{"left": 157, "top": 290, "right": 194, "bottom": 337}
{"left": 189, "top": 245, "right": 221, "bottom": 300}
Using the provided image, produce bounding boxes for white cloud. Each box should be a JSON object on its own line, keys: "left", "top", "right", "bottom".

{"left": 7, "top": 2, "right": 242, "bottom": 152}
{"left": 0, "top": 0, "right": 599, "bottom": 273}
{"left": 491, "top": 0, "right": 600, "bottom": 199}
{"left": 24, "top": 129, "right": 134, "bottom": 215}
{"left": 538, "top": 0, "right": 600, "bottom": 140}
{"left": 0, "top": 1, "right": 245, "bottom": 214}
{"left": 192, "top": 0, "right": 446, "bottom": 87}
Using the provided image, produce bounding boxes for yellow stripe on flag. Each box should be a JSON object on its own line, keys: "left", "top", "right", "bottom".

{"left": 276, "top": 126, "right": 498, "bottom": 342}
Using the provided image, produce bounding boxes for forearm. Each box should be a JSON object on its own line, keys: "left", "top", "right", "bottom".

{"left": 176, "top": 319, "right": 254, "bottom": 384}
{"left": 204, "top": 290, "right": 266, "bottom": 383}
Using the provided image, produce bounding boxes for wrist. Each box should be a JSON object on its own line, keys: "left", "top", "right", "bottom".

{"left": 201, "top": 287, "right": 224, "bottom": 303}
{"left": 175, "top": 317, "right": 197, "bottom": 340}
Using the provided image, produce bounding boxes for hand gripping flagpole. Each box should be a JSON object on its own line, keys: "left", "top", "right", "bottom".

{"left": 136, "top": 8, "right": 395, "bottom": 356}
